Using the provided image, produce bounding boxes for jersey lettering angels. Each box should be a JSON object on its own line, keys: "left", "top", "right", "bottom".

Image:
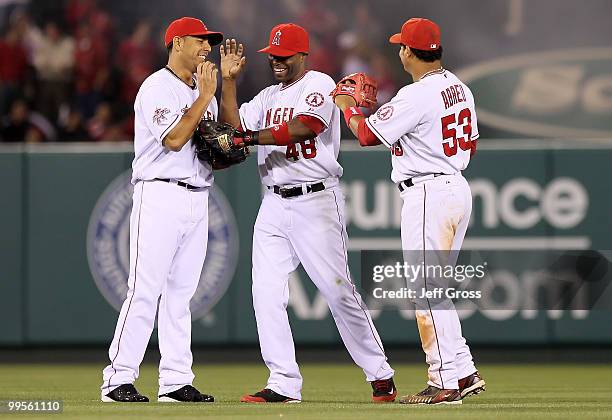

{"left": 239, "top": 70, "right": 342, "bottom": 186}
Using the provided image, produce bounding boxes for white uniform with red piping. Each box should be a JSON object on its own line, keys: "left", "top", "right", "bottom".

{"left": 366, "top": 68, "right": 479, "bottom": 390}
{"left": 240, "top": 70, "right": 394, "bottom": 400}
{"left": 101, "top": 67, "right": 217, "bottom": 397}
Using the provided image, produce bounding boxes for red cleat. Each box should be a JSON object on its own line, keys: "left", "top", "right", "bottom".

{"left": 458, "top": 371, "right": 486, "bottom": 399}
{"left": 240, "top": 388, "right": 300, "bottom": 403}
{"left": 371, "top": 377, "right": 397, "bottom": 402}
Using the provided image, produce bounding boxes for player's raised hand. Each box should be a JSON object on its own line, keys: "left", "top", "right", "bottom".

{"left": 220, "top": 38, "right": 247, "bottom": 80}
{"left": 197, "top": 61, "right": 218, "bottom": 98}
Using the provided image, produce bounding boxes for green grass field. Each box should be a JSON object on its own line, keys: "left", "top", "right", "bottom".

{"left": 1, "top": 363, "right": 611, "bottom": 419}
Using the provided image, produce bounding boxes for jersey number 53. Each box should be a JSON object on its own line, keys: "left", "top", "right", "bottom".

{"left": 441, "top": 108, "right": 472, "bottom": 157}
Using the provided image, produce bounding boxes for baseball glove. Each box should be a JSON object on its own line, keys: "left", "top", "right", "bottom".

{"left": 193, "top": 120, "right": 249, "bottom": 169}
{"left": 330, "top": 73, "right": 378, "bottom": 108}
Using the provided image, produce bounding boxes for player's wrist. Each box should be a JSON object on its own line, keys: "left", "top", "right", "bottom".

{"left": 343, "top": 106, "right": 364, "bottom": 127}
{"left": 234, "top": 129, "right": 259, "bottom": 146}
{"left": 196, "top": 91, "right": 215, "bottom": 105}
{"left": 270, "top": 122, "right": 291, "bottom": 146}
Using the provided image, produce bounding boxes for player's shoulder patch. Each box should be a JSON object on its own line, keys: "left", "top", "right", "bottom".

{"left": 305, "top": 91, "right": 325, "bottom": 108}
{"left": 153, "top": 107, "right": 171, "bottom": 124}
{"left": 302, "top": 72, "right": 335, "bottom": 111}
{"left": 375, "top": 104, "right": 394, "bottom": 121}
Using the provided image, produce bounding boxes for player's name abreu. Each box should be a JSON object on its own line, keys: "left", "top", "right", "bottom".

{"left": 372, "top": 287, "right": 482, "bottom": 300}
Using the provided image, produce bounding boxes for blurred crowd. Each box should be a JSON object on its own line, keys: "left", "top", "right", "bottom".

{"left": 0, "top": 0, "right": 401, "bottom": 143}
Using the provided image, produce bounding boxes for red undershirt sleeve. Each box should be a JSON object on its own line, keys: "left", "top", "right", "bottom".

{"left": 296, "top": 115, "right": 326, "bottom": 136}
{"left": 357, "top": 118, "right": 382, "bottom": 146}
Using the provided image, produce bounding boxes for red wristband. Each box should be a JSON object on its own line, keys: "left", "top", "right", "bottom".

{"left": 343, "top": 106, "right": 363, "bottom": 127}
{"left": 271, "top": 122, "right": 291, "bottom": 146}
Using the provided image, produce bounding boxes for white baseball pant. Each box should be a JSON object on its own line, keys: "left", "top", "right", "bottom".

{"left": 251, "top": 182, "right": 394, "bottom": 400}
{"left": 101, "top": 180, "right": 209, "bottom": 396}
{"left": 400, "top": 173, "right": 477, "bottom": 390}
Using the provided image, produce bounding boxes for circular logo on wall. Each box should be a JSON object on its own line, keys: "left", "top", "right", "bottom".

{"left": 86, "top": 171, "right": 239, "bottom": 319}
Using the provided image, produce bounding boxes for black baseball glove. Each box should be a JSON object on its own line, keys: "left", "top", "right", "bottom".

{"left": 193, "top": 120, "right": 250, "bottom": 169}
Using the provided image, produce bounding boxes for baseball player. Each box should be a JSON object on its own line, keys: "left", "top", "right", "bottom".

{"left": 332, "top": 18, "right": 486, "bottom": 405}
{"left": 219, "top": 23, "right": 396, "bottom": 403}
{"left": 100, "top": 17, "right": 223, "bottom": 403}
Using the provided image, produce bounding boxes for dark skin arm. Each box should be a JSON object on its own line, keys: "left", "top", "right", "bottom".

{"left": 219, "top": 38, "right": 246, "bottom": 128}
{"left": 220, "top": 79, "right": 241, "bottom": 128}
{"left": 256, "top": 118, "right": 316, "bottom": 145}
{"left": 220, "top": 39, "right": 317, "bottom": 145}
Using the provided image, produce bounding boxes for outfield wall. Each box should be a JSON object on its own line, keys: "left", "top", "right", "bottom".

{"left": 1, "top": 141, "right": 611, "bottom": 346}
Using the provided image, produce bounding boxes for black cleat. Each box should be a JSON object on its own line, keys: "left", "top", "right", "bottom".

{"left": 102, "top": 384, "right": 149, "bottom": 403}
{"left": 241, "top": 388, "right": 300, "bottom": 403}
{"left": 158, "top": 385, "right": 214, "bottom": 402}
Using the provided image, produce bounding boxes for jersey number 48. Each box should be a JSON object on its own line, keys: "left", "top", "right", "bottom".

{"left": 441, "top": 108, "right": 472, "bottom": 157}
{"left": 286, "top": 139, "right": 317, "bottom": 161}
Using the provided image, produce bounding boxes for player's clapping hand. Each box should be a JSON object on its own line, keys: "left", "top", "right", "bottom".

{"left": 197, "top": 61, "right": 218, "bottom": 98}
{"left": 220, "top": 38, "right": 247, "bottom": 80}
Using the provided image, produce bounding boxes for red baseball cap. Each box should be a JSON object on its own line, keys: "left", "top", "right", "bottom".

{"left": 258, "top": 23, "right": 309, "bottom": 57}
{"left": 164, "top": 17, "right": 223, "bottom": 47}
{"left": 389, "top": 18, "right": 441, "bottom": 51}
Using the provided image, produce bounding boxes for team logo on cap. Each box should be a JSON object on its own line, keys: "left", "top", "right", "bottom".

{"left": 87, "top": 171, "right": 239, "bottom": 319}
{"left": 376, "top": 105, "right": 394, "bottom": 121}
{"left": 305, "top": 92, "right": 324, "bottom": 108}
{"left": 272, "top": 30, "right": 282, "bottom": 46}
{"left": 430, "top": 43, "right": 438, "bottom": 49}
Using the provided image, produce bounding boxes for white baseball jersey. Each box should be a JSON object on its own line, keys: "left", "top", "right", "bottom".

{"left": 238, "top": 70, "right": 342, "bottom": 187}
{"left": 372, "top": 69, "right": 480, "bottom": 390}
{"left": 241, "top": 71, "right": 394, "bottom": 400}
{"left": 132, "top": 68, "right": 217, "bottom": 188}
{"left": 102, "top": 67, "right": 217, "bottom": 398}
{"left": 366, "top": 69, "right": 479, "bottom": 183}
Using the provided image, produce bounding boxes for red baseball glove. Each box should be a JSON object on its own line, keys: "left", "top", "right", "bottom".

{"left": 330, "top": 73, "right": 378, "bottom": 108}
